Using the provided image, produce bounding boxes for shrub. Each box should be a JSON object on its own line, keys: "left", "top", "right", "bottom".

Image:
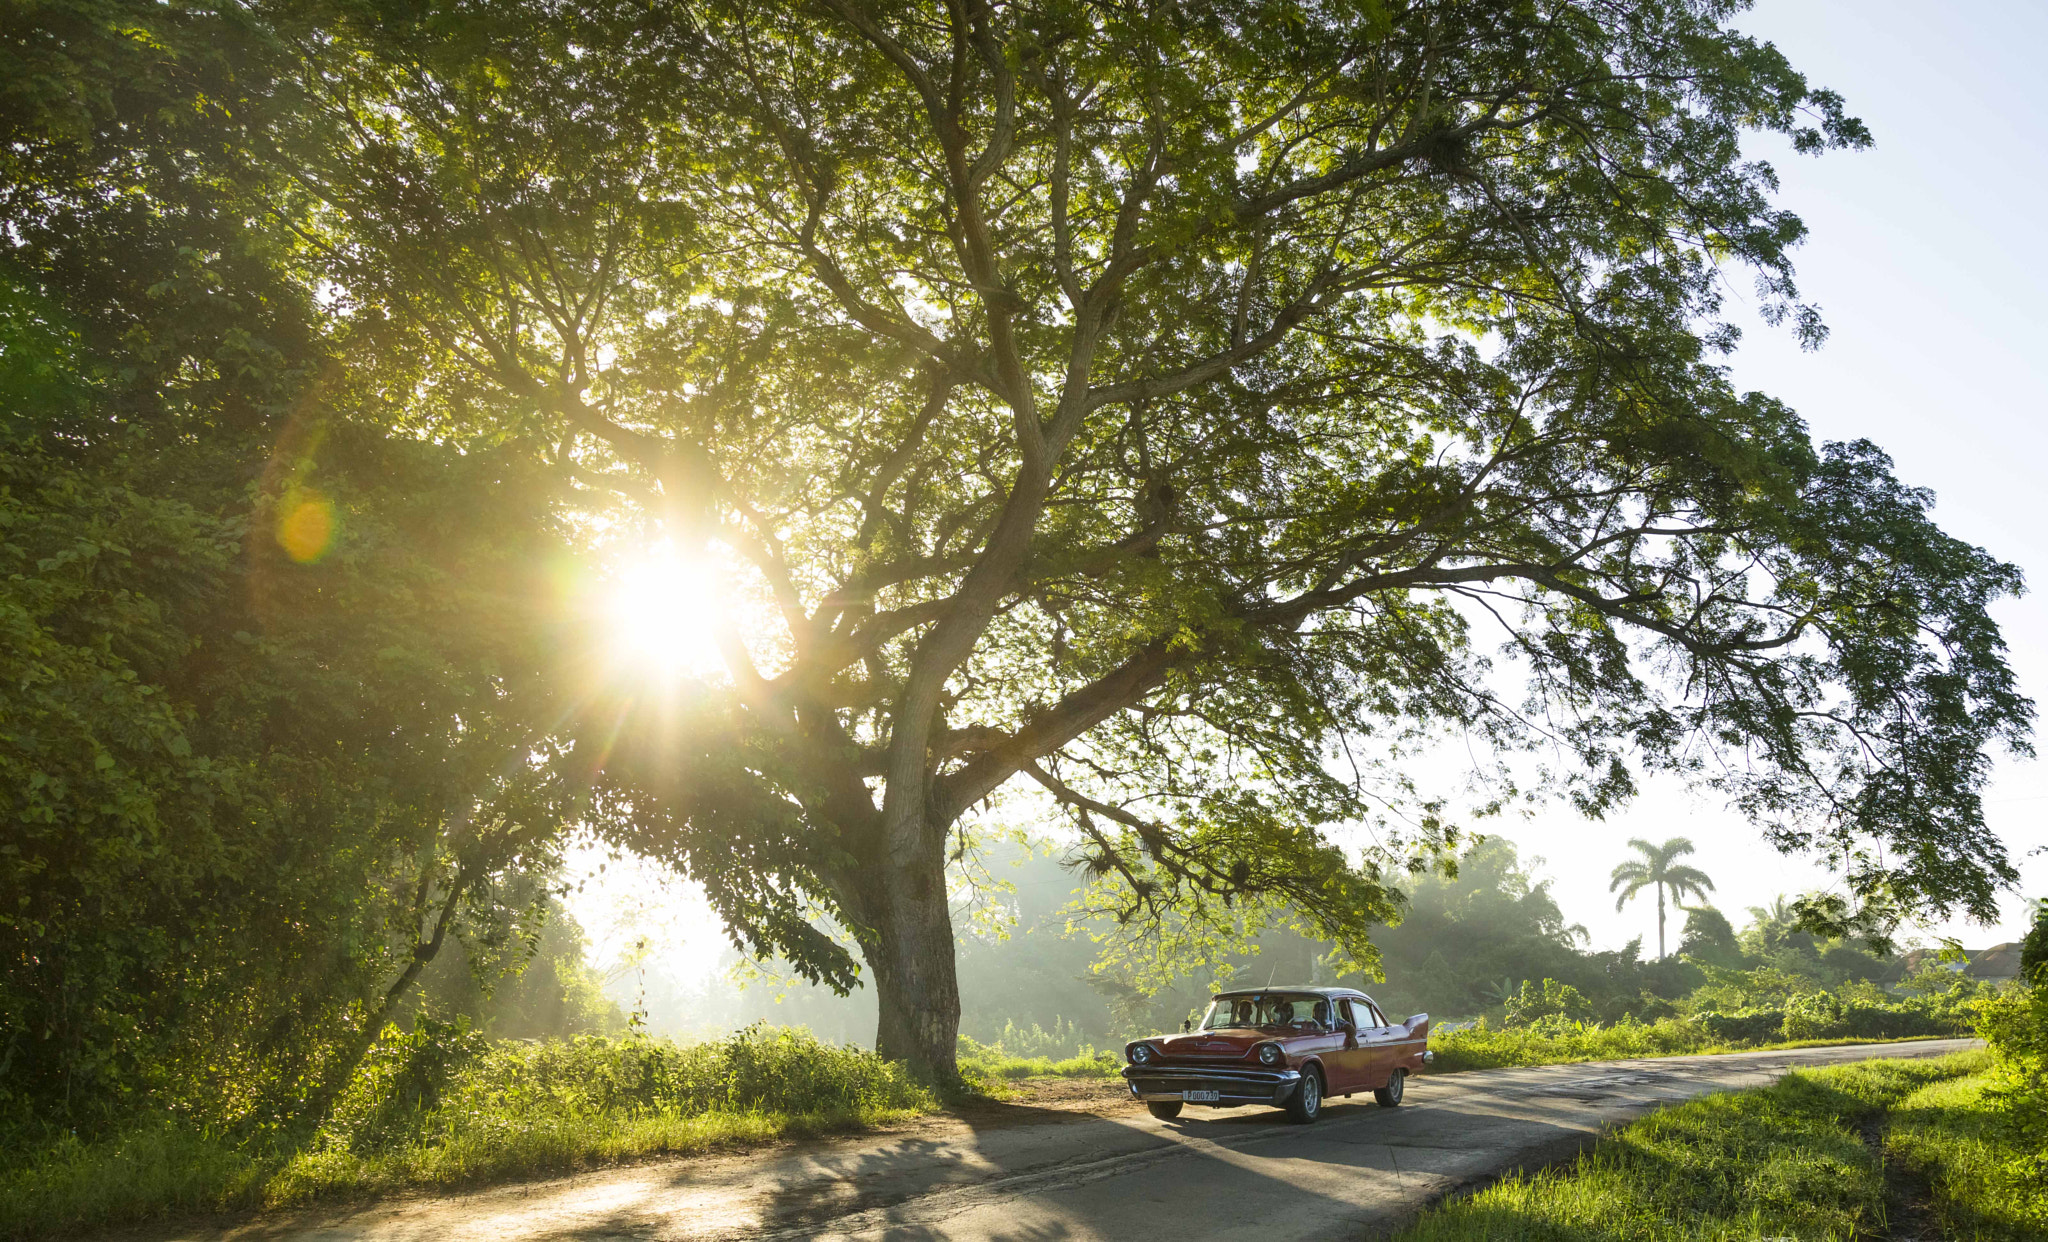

{"left": 1695, "top": 1009, "right": 1785, "bottom": 1043}
{"left": 1503, "top": 978, "right": 1593, "bottom": 1027}
{"left": 1781, "top": 990, "right": 1848, "bottom": 1040}
{"left": 1974, "top": 978, "right": 2048, "bottom": 1189}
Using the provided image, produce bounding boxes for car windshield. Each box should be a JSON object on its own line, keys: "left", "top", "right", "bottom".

{"left": 1198, "top": 993, "right": 1327, "bottom": 1030}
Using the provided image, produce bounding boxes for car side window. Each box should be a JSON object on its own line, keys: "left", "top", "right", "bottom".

{"left": 1337, "top": 999, "right": 1355, "bottom": 1027}
{"left": 1367, "top": 1001, "right": 1388, "bottom": 1027}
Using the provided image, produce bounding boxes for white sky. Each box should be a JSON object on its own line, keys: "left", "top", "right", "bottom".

{"left": 568, "top": 0, "right": 2048, "bottom": 985}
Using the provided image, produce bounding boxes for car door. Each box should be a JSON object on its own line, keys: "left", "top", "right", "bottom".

{"left": 1358, "top": 997, "right": 1400, "bottom": 1088}
{"left": 1282, "top": 996, "right": 1347, "bottom": 1094}
{"left": 1323, "top": 998, "right": 1374, "bottom": 1095}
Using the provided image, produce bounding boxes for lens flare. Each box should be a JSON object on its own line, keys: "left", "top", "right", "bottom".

{"left": 605, "top": 542, "right": 727, "bottom": 679}
{"left": 276, "top": 492, "right": 335, "bottom": 563}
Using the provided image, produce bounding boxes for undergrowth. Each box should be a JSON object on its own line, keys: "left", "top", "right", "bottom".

{"left": 0, "top": 1024, "right": 934, "bottom": 1239}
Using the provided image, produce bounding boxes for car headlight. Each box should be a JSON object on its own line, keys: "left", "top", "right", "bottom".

{"left": 1130, "top": 1043, "right": 1153, "bottom": 1065}
{"left": 1257, "top": 1043, "right": 1282, "bottom": 1066}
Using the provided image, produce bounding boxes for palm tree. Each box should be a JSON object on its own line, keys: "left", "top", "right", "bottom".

{"left": 1609, "top": 837, "right": 1716, "bottom": 959}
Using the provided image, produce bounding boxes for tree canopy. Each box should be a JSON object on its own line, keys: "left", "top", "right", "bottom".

{"left": 4, "top": 0, "right": 2033, "bottom": 1086}
{"left": 0, "top": 1, "right": 596, "bottom": 1123}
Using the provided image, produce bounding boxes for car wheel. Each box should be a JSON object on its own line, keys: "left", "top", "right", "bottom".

{"left": 1285, "top": 1068, "right": 1323, "bottom": 1124}
{"left": 1374, "top": 1068, "right": 1406, "bottom": 1108}
{"left": 1146, "top": 1100, "right": 1184, "bottom": 1120}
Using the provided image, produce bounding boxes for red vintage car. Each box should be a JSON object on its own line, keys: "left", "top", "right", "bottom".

{"left": 1122, "top": 986, "right": 1432, "bottom": 1123}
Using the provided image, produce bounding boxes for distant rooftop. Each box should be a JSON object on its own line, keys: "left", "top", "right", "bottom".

{"left": 1898, "top": 942, "right": 2022, "bottom": 980}
{"left": 1968, "top": 942, "right": 2023, "bottom": 981}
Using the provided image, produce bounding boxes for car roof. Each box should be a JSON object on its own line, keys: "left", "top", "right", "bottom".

{"left": 1211, "top": 986, "right": 1371, "bottom": 1000}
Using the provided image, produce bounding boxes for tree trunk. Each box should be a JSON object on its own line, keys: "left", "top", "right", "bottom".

{"left": 294, "top": 866, "right": 469, "bottom": 1128}
{"left": 858, "top": 855, "right": 962, "bottom": 1087}
{"left": 1656, "top": 884, "right": 1666, "bottom": 959}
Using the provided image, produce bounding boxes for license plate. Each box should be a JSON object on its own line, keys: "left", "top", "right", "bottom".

{"left": 1182, "top": 1089, "right": 1221, "bottom": 1102}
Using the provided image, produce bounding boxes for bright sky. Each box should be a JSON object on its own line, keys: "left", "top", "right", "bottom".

{"left": 567, "top": 0, "right": 2048, "bottom": 985}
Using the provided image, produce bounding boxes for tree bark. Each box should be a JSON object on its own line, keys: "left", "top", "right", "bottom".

{"left": 855, "top": 853, "right": 962, "bottom": 1086}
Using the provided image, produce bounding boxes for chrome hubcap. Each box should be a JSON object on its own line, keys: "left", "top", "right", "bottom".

{"left": 1391, "top": 1071, "right": 1403, "bottom": 1101}
{"left": 1305, "top": 1077, "right": 1319, "bottom": 1112}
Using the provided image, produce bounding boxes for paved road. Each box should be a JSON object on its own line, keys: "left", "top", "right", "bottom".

{"left": 194, "top": 1039, "right": 1979, "bottom": 1242}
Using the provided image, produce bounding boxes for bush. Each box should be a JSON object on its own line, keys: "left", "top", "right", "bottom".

{"left": 1975, "top": 978, "right": 2048, "bottom": 1190}
{"left": 1695, "top": 1009, "right": 1785, "bottom": 1043}
{"left": 1503, "top": 978, "right": 1592, "bottom": 1027}
{"left": 1781, "top": 990, "right": 1848, "bottom": 1039}
{"left": 0, "top": 1024, "right": 936, "bottom": 1238}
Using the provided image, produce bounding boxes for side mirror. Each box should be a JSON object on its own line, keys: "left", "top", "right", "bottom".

{"left": 1182, "top": 1018, "right": 1192, "bottom": 1032}
{"left": 1339, "top": 1020, "right": 1358, "bottom": 1046}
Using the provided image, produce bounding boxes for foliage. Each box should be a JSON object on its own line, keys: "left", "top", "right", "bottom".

{"left": 1609, "top": 837, "right": 1716, "bottom": 959}
{"left": 0, "top": 0, "right": 599, "bottom": 1131}
{"left": 2022, "top": 899, "right": 2048, "bottom": 985}
{"left": 1433, "top": 996, "right": 1964, "bottom": 1074}
{"left": 1395, "top": 1052, "right": 1987, "bottom": 1241}
{"left": 1, "top": 0, "right": 2034, "bottom": 1126}
{"left": 247, "top": 0, "right": 2032, "bottom": 1082}
{"left": 1780, "top": 990, "right": 1851, "bottom": 1040}
{"left": 1677, "top": 905, "right": 1744, "bottom": 968}
{"left": 0, "top": 1025, "right": 934, "bottom": 1238}
{"left": 1503, "top": 979, "right": 1594, "bottom": 1028}
{"left": 1428, "top": 1016, "right": 1728, "bottom": 1072}
{"left": 1974, "top": 975, "right": 2048, "bottom": 1193}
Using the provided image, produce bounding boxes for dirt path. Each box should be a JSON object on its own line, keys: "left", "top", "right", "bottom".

{"left": 161, "top": 1038, "right": 1981, "bottom": 1242}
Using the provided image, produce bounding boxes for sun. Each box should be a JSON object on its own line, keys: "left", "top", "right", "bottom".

{"left": 604, "top": 541, "right": 728, "bottom": 679}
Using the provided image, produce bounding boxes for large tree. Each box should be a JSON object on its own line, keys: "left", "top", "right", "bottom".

{"left": 280, "top": 0, "right": 2031, "bottom": 1081}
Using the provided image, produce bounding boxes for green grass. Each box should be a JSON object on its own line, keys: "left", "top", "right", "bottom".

{"left": 0, "top": 1025, "right": 936, "bottom": 1240}
{"left": 957, "top": 1047, "right": 1121, "bottom": 1081}
{"left": 1396, "top": 1051, "right": 2011, "bottom": 1242}
{"left": 1428, "top": 1016, "right": 1957, "bottom": 1073}
{"left": 1888, "top": 1070, "right": 2048, "bottom": 1240}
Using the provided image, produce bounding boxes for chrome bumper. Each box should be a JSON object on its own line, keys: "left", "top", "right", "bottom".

{"left": 1120, "top": 1064, "right": 1303, "bottom": 1105}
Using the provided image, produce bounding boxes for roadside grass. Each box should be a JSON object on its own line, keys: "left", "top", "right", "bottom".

{"left": 1888, "top": 1070, "right": 2048, "bottom": 1240}
{"left": 1428, "top": 1018, "right": 1959, "bottom": 1073}
{"left": 956, "top": 1047, "right": 1120, "bottom": 1081}
{"left": 0, "top": 1025, "right": 935, "bottom": 1240}
{"left": 1395, "top": 1051, "right": 2003, "bottom": 1242}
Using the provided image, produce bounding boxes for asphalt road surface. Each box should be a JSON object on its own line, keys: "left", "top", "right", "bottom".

{"left": 187, "top": 1038, "right": 1980, "bottom": 1242}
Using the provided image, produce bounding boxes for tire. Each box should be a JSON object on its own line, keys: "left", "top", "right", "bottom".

{"left": 1374, "top": 1068, "right": 1406, "bottom": 1108}
{"left": 1146, "top": 1100, "right": 1184, "bottom": 1120}
{"left": 1284, "top": 1068, "right": 1323, "bottom": 1124}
